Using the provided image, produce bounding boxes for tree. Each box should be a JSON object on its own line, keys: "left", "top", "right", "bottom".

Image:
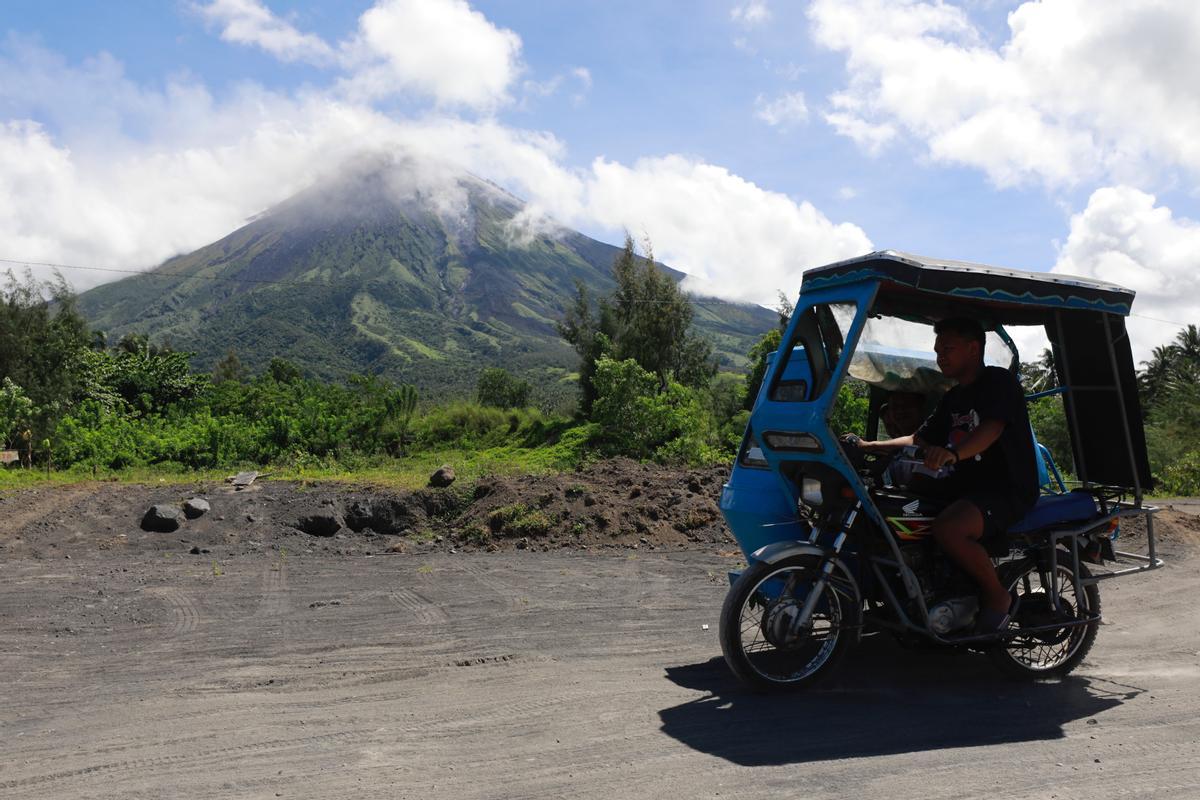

{"left": 557, "top": 280, "right": 614, "bottom": 414}
{"left": 212, "top": 348, "right": 248, "bottom": 384}
{"left": 381, "top": 383, "right": 418, "bottom": 455}
{"left": 0, "top": 270, "right": 91, "bottom": 432}
{"left": 608, "top": 235, "right": 716, "bottom": 389}
{"left": 0, "top": 377, "right": 34, "bottom": 448}
{"left": 267, "top": 357, "right": 303, "bottom": 384}
{"left": 558, "top": 234, "right": 717, "bottom": 411}
{"left": 477, "top": 367, "right": 532, "bottom": 409}
{"left": 1020, "top": 348, "right": 1057, "bottom": 394}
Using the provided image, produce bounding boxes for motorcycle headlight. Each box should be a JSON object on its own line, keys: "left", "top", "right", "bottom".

{"left": 801, "top": 477, "right": 823, "bottom": 507}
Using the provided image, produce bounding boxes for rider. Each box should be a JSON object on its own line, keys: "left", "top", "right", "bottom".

{"left": 853, "top": 318, "right": 1039, "bottom": 632}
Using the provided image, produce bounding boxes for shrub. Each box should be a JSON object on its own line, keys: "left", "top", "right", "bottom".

{"left": 1155, "top": 450, "right": 1200, "bottom": 496}
{"left": 590, "top": 357, "right": 721, "bottom": 465}
{"left": 477, "top": 368, "right": 533, "bottom": 409}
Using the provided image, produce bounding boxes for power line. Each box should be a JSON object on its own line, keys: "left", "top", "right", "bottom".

{"left": 1130, "top": 312, "right": 1191, "bottom": 329}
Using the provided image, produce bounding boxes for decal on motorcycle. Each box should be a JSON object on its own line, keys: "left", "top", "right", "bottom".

{"left": 887, "top": 516, "right": 935, "bottom": 540}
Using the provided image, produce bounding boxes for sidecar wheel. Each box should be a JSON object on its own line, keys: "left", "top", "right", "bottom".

{"left": 986, "top": 554, "right": 1100, "bottom": 680}
{"left": 719, "top": 554, "right": 859, "bottom": 692}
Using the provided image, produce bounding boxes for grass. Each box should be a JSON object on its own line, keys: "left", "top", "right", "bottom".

{"left": 0, "top": 442, "right": 585, "bottom": 493}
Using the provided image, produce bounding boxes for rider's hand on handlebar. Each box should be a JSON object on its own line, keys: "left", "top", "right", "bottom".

{"left": 839, "top": 433, "right": 864, "bottom": 449}
{"left": 922, "top": 445, "right": 958, "bottom": 470}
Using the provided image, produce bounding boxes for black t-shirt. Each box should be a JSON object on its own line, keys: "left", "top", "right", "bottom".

{"left": 915, "top": 365, "right": 1039, "bottom": 511}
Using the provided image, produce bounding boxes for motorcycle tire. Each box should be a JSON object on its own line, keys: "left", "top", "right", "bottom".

{"left": 719, "top": 553, "right": 859, "bottom": 692}
{"left": 986, "top": 552, "right": 1100, "bottom": 680}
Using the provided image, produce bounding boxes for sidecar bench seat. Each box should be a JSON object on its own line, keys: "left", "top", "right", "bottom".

{"left": 1008, "top": 491, "right": 1100, "bottom": 536}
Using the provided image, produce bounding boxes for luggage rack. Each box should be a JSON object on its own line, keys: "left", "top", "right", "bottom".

{"left": 1053, "top": 484, "right": 1164, "bottom": 581}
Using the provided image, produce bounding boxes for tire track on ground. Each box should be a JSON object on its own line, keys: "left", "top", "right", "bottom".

{"left": 449, "top": 560, "right": 527, "bottom": 614}
{"left": 0, "top": 729, "right": 380, "bottom": 794}
{"left": 387, "top": 587, "right": 451, "bottom": 626}
{"left": 146, "top": 587, "right": 200, "bottom": 636}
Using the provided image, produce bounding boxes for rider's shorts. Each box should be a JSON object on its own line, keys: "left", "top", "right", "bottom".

{"left": 961, "top": 489, "right": 1029, "bottom": 544}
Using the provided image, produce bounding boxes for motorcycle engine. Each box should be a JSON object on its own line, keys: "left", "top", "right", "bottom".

{"left": 928, "top": 596, "right": 980, "bottom": 634}
{"left": 900, "top": 540, "right": 982, "bottom": 631}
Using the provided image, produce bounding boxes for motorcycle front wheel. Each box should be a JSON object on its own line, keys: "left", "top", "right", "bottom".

{"left": 719, "top": 554, "right": 859, "bottom": 691}
{"left": 987, "top": 553, "right": 1100, "bottom": 680}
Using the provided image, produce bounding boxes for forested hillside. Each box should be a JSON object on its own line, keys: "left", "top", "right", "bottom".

{"left": 76, "top": 160, "right": 775, "bottom": 400}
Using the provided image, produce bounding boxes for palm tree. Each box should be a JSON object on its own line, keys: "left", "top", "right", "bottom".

{"left": 1139, "top": 343, "right": 1177, "bottom": 406}
{"left": 1022, "top": 348, "right": 1057, "bottom": 393}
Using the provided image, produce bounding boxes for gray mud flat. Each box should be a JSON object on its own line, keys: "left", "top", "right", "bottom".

{"left": 1, "top": 486, "right": 1199, "bottom": 799}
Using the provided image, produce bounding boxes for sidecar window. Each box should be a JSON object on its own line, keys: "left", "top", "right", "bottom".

{"left": 770, "top": 302, "right": 856, "bottom": 401}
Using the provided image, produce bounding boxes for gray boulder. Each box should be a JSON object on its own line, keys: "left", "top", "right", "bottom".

{"left": 296, "top": 511, "right": 345, "bottom": 537}
{"left": 142, "top": 505, "right": 183, "bottom": 533}
{"left": 183, "top": 497, "right": 211, "bottom": 519}
{"left": 429, "top": 464, "right": 456, "bottom": 488}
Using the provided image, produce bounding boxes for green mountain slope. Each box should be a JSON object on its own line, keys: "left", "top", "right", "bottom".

{"left": 78, "top": 162, "right": 776, "bottom": 399}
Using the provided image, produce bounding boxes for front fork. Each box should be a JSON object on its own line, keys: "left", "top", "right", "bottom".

{"left": 785, "top": 501, "right": 861, "bottom": 635}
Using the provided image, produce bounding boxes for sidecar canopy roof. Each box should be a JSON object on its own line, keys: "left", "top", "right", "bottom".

{"left": 800, "top": 250, "right": 1151, "bottom": 494}
{"left": 801, "top": 250, "right": 1134, "bottom": 324}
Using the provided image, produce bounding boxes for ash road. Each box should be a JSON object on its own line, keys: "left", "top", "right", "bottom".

{"left": 1, "top": 536, "right": 1198, "bottom": 799}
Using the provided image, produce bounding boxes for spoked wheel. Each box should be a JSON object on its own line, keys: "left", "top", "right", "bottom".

{"left": 719, "top": 554, "right": 859, "bottom": 691}
{"left": 987, "top": 553, "right": 1100, "bottom": 680}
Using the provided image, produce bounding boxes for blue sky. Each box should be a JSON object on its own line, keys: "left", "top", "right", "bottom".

{"left": 1, "top": 0, "right": 1197, "bottom": 356}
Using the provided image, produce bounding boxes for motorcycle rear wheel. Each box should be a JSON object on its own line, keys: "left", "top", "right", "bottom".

{"left": 987, "top": 553, "right": 1100, "bottom": 680}
{"left": 719, "top": 554, "right": 859, "bottom": 691}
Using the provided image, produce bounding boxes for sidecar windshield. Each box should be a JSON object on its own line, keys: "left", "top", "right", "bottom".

{"left": 769, "top": 301, "right": 857, "bottom": 402}
{"left": 849, "top": 316, "right": 1014, "bottom": 394}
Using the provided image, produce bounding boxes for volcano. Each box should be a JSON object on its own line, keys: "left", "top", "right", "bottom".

{"left": 78, "top": 157, "right": 776, "bottom": 399}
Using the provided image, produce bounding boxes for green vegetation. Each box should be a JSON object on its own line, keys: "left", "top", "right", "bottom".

{"left": 7, "top": 238, "right": 1197, "bottom": 497}
{"left": 1023, "top": 326, "right": 1200, "bottom": 496}
{"left": 477, "top": 368, "right": 532, "bottom": 409}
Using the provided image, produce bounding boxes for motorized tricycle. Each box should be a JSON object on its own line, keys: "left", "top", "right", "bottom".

{"left": 718, "top": 251, "right": 1162, "bottom": 690}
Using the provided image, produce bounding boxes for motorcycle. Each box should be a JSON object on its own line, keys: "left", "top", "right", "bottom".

{"left": 718, "top": 251, "right": 1162, "bottom": 690}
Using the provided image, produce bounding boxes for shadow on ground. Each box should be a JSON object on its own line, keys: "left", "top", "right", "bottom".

{"left": 659, "top": 636, "right": 1142, "bottom": 766}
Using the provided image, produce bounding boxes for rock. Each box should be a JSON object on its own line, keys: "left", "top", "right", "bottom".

{"left": 189, "top": 546, "right": 201, "bottom": 555}
{"left": 429, "top": 465, "right": 456, "bottom": 488}
{"left": 231, "top": 471, "right": 259, "bottom": 488}
{"left": 183, "top": 497, "right": 211, "bottom": 519}
{"left": 141, "top": 505, "right": 183, "bottom": 533}
{"left": 295, "top": 511, "right": 344, "bottom": 537}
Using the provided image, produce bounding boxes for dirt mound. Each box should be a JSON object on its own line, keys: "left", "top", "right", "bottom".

{"left": 454, "top": 458, "right": 731, "bottom": 552}
{"left": 0, "top": 459, "right": 739, "bottom": 559}
{"left": 1121, "top": 507, "right": 1200, "bottom": 551}
{"left": 3, "top": 462, "right": 1197, "bottom": 562}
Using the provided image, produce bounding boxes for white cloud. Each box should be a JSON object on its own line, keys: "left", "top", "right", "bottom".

{"left": 1051, "top": 186, "right": 1200, "bottom": 359}
{"left": 196, "top": 0, "right": 524, "bottom": 111}
{"left": 755, "top": 91, "right": 809, "bottom": 128}
{"left": 341, "top": 0, "right": 523, "bottom": 110}
{"left": 837, "top": 186, "right": 857, "bottom": 200}
{"left": 0, "top": 29, "right": 868, "bottom": 307}
{"left": 808, "top": 0, "right": 1200, "bottom": 188}
{"left": 580, "top": 155, "right": 872, "bottom": 304}
{"left": 520, "top": 66, "right": 592, "bottom": 109}
{"left": 731, "top": 2, "right": 772, "bottom": 27}
{"left": 194, "top": 0, "right": 334, "bottom": 64}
